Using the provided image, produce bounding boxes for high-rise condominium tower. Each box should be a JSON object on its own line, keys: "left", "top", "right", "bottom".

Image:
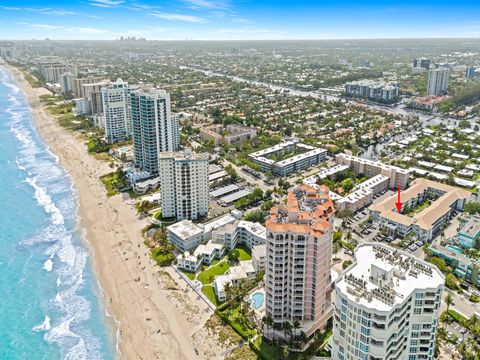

{"left": 264, "top": 184, "right": 335, "bottom": 344}
{"left": 101, "top": 79, "right": 132, "bottom": 144}
{"left": 130, "top": 88, "right": 179, "bottom": 175}
{"left": 427, "top": 68, "right": 449, "bottom": 96}
{"left": 332, "top": 243, "right": 444, "bottom": 360}
{"left": 158, "top": 150, "right": 209, "bottom": 221}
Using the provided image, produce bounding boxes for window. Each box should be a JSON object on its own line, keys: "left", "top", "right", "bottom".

{"left": 360, "top": 326, "right": 370, "bottom": 336}
{"left": 414, "top": 308, "right": 422, "bottom": 315}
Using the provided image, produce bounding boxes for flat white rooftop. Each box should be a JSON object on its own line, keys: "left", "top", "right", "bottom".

{"left": 337, "top": 154, "right": 410, "bottom": 174}
{"left": 336, "top": 243, "right": 444, "bottom": 312}
{"left": 276, "top": 148, "right": 327, "bottom": 167}
{"left": 249, "top": 140, "right": 297, "bottom": 158}
{"left": 203, "top": 214, "right": 237, "bottom": 234}
{"left": 168, "top": 220, "right": 203, "bottom": 240}
{"left": 238, "top": 220, "right": 267, "bottom": 238}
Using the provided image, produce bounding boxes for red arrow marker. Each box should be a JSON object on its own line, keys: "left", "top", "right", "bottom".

{"left": 395, "top": 185, "right": 402, "bottom": 213}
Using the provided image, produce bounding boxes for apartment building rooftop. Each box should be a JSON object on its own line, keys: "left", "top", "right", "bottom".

{"left": 337, "top": 153, "right": 410, "bottom": 174}
{"left": 460, "top": 215, "right": 480, "bottom": 239}
{"left": 336, "top": 243, "right": 444, "bottom": 311}
{"left": 276, "top": 147, "right": 327, "bottom": 167}
{"left": 238, "top": 220, "right": 267, "bottom": 238}
{"left": 370, "top": 178, "right": 470, "bottom": 230}
{"left": 158, "top": 150, "right": 209, "bottom": 162}
{"left": 168, "top": 220, "right": 203, "bottom": 239}
{"left": 249, "top": 140, "right": 297, "bottom": 158}
{"left": 266, "top": 184, "right": 335, "bottom": 236}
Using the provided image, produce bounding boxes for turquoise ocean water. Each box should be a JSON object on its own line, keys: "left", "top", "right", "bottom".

{"left": 0, "top": 67, "right": 115, "bottom": 359}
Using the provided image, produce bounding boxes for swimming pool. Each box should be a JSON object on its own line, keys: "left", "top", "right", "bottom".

{"left": 447, "top": 245, "right": 462, "bottom": 253}
{"left": 251, "top": 291, "right": 265, "bottom": 309}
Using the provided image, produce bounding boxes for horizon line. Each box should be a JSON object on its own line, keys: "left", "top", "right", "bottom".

{"left": 2, "top": 36, "right": 480, "bottom": 42}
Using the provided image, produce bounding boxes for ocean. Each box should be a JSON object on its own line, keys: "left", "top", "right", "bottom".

{"left": 0, "top": 68, "right": 115, "bottom": 359}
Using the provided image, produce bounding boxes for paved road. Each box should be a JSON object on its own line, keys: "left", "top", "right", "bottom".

{"left": 221, "top": 159, "right": 270, "bottom": 192}
{"left": 442, "top": 289, "right": 480, "bottom": 319}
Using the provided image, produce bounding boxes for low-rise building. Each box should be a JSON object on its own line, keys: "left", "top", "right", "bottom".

{"left": 370, "top": 178, "right": 470, "bottom": 241}
{"left": 252, "top": 244, "right": 266, "bottom": 272}
{"left": 345, "top": 80, "right": 399, "bottom": 103}
{"left": 429, "top": 244, "right": 479, "bottom": 288}
{"left": 336, "top": 153, "right": 410, "bottom": 190}
{"left": 458, "top": 215, "right": 480, "bottom": 248}
{"left": 214, "top": 260, "right": 257, "bottom": 301}
{"left": 200, "top": 124, "right": 257, "bottom": 145}
{"left": 249, "top": 140, "right": 327, "bottom": 176}
{"left": 174, "top": 216, "right": 267, "bottom": 272}
{"left": 167, "top": 220, "right": 204, "bottom": 252}
{"left": 407, "top": 95, "right": 451, "bottom": 111}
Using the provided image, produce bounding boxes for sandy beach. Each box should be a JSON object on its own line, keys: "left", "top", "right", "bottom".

{"left": 3, "top": 64, "right": 228, "bottom": 360}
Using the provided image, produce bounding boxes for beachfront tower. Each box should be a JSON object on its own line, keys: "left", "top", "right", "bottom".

{"left": 101, "top": 78, "right": 133, "bottom": 144}
{"left": 264, "top": 184, "right": 335, "bottom": 347}
{"left": 130, "top": 88, "right": 179, "bottom": 175}
{"left": 158, "top": 150, "right": 209, "bottom": 221}
{"left": 332, "top": 243, "right": 444, "bottom": 360}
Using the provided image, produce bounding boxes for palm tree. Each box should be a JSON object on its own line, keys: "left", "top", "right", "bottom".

{"left": 263, "top": 315, "right": 274, "bottom": 337}
{"left": 345, "top": 230, "right": 352, "bottom": 244}
{"left": 292, "top": 320, "right": 301, "bottom": 348}
{"left": 283, "top": 321, "right": 293, "bottom": 341}
{"left": 458, "top": 341, "right": 467, "bottom": 359}
{"left": 437, "top": 326, "right": 448, "bottom": 341}
{"left": 468, "top": 314, "right": 478, "bottom": 331}
{"left": 298, "top": 331, "right": 308, "bottom": 349}
{"left": 445, "top": 293, "right": 453, "bottom": 313}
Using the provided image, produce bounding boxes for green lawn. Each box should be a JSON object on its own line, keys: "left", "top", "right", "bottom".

{"left": 181, "top": 270, "right": 196, "bottom": 281}
{"left": 201, "top": 285, "right": 220, "bottom": 306}
{"left": 236, "top": 245, "right": 252, "bottom": 261}
{"left": 447, "top": 309, "right": 467, "bottom": 324}
{"left": 407, "top": 199, "right": 431, "bottom": 216}
{"left": 150, "top": 250, "right": 175, "bottom": 267}
{"left": 100, "top": 173, "right": 118, "bottom": 197}
{"left": 252, "top": 336, "right": 288, "bottom": 359}
{"left": 197, "top": 260, "right": 230, "bottom": 284}
{"left": 218, "top": 306, "right": 257, "bottom": 339}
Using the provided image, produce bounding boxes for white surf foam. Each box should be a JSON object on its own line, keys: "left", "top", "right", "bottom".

{"left": 33, "top": 315, "right": 52, "bottom": 332}
{"left": 43, "top": 258, "right": 53, "bottom": 272}
{"left": 2, "top": 72, "right": 106, "bottom": 360}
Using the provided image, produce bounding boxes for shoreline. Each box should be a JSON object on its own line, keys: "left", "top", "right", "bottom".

{"left": 3, "top": 64, "right": 217, "bottom": 360}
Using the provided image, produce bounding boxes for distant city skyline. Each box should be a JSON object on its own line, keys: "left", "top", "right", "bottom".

{"left": 1, "top": 0, "right": 480, "bottom": 40}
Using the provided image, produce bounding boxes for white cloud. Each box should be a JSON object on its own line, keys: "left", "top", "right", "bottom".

{"left": 89, "top": 0, "right": 125, "bottom": 8}
{"left": 150, "top": 11, "right": 205, "bottom": 23}
{"left": 183, "top": 0, "right": 230, "bottom": 9}
{"left": 28, "top": 23, "right": 111, "bottom": 34}
{"left": 0, "top": 6, "right": 78, "bottom": 16}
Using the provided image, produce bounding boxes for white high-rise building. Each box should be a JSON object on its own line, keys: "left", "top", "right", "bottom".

{"left": 101, "top": 79, "right": 132, "bottom": 144}
{"left": 427, "top": 68, "right": 449, "bottom": 96}
{"left": 332, "top": 243, "right": 444, "bottom": 360}
{"left": 131, "top": 88, "right": 180, "bottom": 174}
{"left": 158, "top": 150, "right": 209, "bottom": 221}
{"left": 264, "top": 184, "right": 335, "bottom": 345}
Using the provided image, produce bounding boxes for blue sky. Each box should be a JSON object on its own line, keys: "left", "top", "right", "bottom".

{"left": 1, "top": 0, "right": 480, "bottom": 40}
